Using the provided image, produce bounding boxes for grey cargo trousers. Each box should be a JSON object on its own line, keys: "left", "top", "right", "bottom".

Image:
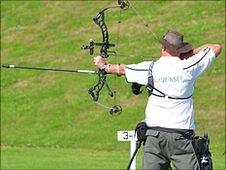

{"left": 142, "top": 129, "right": 200, "bottom": 170}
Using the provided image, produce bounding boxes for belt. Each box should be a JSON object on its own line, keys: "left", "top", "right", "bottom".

{"left": 148, "top": 126, "right": 194, "bottom": 139}
{"left": 151, "top": 93, "right": 192, "bottom": 100}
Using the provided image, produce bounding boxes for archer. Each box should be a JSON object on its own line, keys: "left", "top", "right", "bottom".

{"left": 93, "top": 30, "right": 222, "bottom": 170}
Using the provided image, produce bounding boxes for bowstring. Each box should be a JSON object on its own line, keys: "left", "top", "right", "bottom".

{"left": 130, "top": 3, "right": 160, "bottom": 44}
{"left": 112, "top": 8, "right": 123, "bottom": 107}
{"left": 95, "top": 101, "right": 116, "bottom": 110}
{"left": 111, "top": 1, "right": 160, "bottom": 107}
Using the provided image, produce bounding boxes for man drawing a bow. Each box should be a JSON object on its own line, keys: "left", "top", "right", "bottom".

{"left": 93, "top": 30, "right": 221, "bottom": 169}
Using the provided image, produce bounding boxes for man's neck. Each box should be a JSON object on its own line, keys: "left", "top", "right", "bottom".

{"left": 161, "top": 49, "right": 180, "bottom": 57}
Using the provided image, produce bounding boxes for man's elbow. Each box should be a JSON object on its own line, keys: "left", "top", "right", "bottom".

{"left": 212, "top": 44, "right": 222, "bottom": 57}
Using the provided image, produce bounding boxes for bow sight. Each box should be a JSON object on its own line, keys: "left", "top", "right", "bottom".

{"left": 81, "top": 39, "right": 115, "bottom": 56}
{"left": 81, "top": 0, "right": 129, "bottom": 115}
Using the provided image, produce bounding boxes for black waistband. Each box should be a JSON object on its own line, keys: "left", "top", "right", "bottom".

{"left": 151, "top": 93, "right": 192, "bottom": 100}
{"left": 148, "top": 126, "right": 194, "bottom": 139}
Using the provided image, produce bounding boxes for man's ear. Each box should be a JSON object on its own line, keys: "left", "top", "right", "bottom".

{"left": 162, "top": 46, "right": 167, "bottom": 53}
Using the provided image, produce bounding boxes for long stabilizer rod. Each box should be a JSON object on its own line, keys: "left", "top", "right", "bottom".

{"left": 2, "top": 64, "right": 98, "bottom": 74}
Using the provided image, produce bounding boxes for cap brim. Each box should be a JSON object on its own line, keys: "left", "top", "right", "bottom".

{"left": 161, "top": 39, "right": 193, "bottom": 54}
{"left": 179, "top": 43, "right": 193, "bottom": 54}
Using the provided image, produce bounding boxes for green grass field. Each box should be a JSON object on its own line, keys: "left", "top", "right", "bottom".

{"left": 1, "top": 1, "right": 225, "bottom": 169}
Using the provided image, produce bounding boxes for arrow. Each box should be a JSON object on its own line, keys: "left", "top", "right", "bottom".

{"left": 2, "top": 64, "right": 98, "bottom": 74}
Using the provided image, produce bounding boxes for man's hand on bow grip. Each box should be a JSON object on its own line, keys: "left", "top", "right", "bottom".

{"left": 93, "top": 56, "right": 107, "bottom": 70}
{"left": 93, "top": 56, "right": 125, "bottom": 75}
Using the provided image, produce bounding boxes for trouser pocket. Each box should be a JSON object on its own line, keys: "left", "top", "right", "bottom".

{"left": 171, "top": 134, "right": 200, "bottom": 170}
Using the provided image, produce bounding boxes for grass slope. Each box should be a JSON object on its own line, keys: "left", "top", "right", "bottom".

{"left": 1, "top": 1, "right": 225, "bottom": 169}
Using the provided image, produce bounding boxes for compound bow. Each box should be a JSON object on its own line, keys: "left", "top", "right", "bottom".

{"left": 81, "top": 0, "right": 130, "bottom": 115}
{"left": 2, "top": 0, "right": 158, "bottom": 116}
